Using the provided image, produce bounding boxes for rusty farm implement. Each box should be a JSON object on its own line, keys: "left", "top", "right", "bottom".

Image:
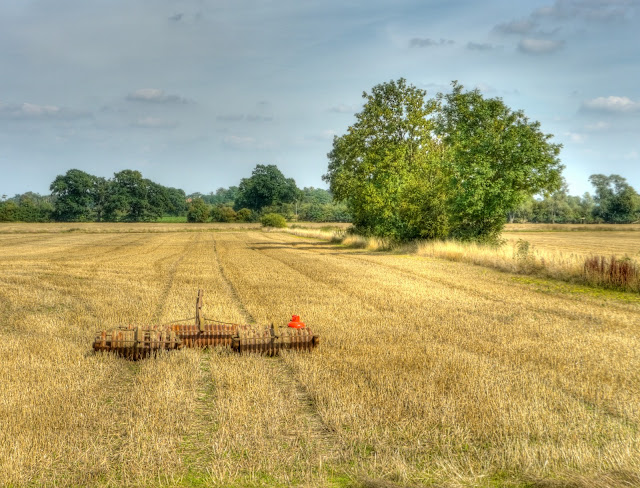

{"left": 92, "top": 290, "right": 320, "bottom": 360}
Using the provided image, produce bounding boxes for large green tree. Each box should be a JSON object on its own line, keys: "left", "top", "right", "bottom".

{"left": 235, "top": 164, "right": 300, "bottom": 212}
{"left": 589, "top": 174, "right": 640, "bottom": 223}
{"left": 50, "top": 169, "right": 100, "bottom": 221}
{"left": 186, "top": 198, "right": 210, "bottom": 222}
{"left": 109, "top": 170, "right": 165, "bottom": 222}
{"left": 436, "top": 82, "right": 564, "bottom": 240}
{"left": 325, "top": 79, "right": 564, "bottom": 241}
{"left": 324, "top": 78, "right": 444, "bottom": 239}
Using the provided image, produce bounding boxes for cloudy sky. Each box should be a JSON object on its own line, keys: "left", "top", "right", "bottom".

{"left": 1, "top": 0, "right": 639, "bottom": 197}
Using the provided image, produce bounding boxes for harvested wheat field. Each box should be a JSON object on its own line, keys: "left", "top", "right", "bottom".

{"left": 1, "top": 224, "right": 639, "bottom": 487}
{"left": 502, "top": 228, "right": 640, "bottom": 259}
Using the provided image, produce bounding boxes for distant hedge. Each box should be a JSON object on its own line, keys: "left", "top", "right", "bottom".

{"left": 261, "top": 213, "right": 287, "bottom": 228}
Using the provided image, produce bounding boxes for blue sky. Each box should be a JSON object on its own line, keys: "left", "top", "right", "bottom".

{"left": 1, "top": 0, "right": 638, "bottom": 197}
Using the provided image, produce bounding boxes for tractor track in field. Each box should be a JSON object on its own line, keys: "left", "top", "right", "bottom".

{"left": 256, "top": 231, "right": 633, "bottom": 327}
{"left": 151, "top": 233, "right": 200, "bottom": 323}
{"left": 254, "top": 232, "right": 639, "bottom": 429}
{"left": 211, "top": 238, "right": 256, "bottom": 323}
{"left": 211, "top": 236, "right": 341, "bottom": 461}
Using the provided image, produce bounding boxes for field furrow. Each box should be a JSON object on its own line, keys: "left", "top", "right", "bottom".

{"left": 1, "top": 226, "right": 639, "bottom": 487}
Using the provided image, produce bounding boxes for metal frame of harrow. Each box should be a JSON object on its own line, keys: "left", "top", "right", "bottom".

{"left": 92, "top": 290, "right": 320, "bottom": 359}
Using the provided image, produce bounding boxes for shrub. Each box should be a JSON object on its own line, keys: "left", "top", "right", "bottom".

{"left": 261, "top": 213, "right": 287, "bottom": 228}
{"left": 210, "top": 205, "right": 238, "bottom": 222}
{"left": 236, "top": 208, "right": 254, "bottom": 222}
{"left": 186, "top": 198, "right": 210, "bottom": 223}
{"left": 584, "top": 255, "right": 638, "bottom": 290}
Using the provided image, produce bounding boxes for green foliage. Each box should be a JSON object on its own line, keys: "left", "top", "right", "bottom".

{"left": 108, "top": 170, "right": 162, "bottom": 222}
{"left": 48, "top": 169, "right": 183, "bottom": 223}
{"left": 0, "top": 200, "right": 19, "bottom": 221}
{"left": 186, "top": 198, "right": 210, "bottom": 223}
{"left": 518, "top": 175, "right": 640, "bottom": 224}
{"left": 210, "top": 205, "right": 237, "bottom": 222}
{"left": 324, "top": 78, "right": 441, "bottom": 240}
{"left": 235, "top": 164, "right": 300, "bottom": 212}
{"left": 165, "top": 187, "right": 188, "bottom": 216}
{"left": 208, "top": 186, "right": 239, "bottom": 206}
{"left": 185, "top": 186, "right": 348, "bottom": 224}
{"left": 325, "top": 78, "right": 564, "bottom": 241}
{"left": 301, "top": 187, "right": 333, "bottom": 205}
{"left": 50, "top": 169, "right": 100, "bottom": 221}
{"left": 235, "top": 208, "right": 254, "bottom": 222}
{"left": 155, "top": 215, "right": 187, "bottom": 223}
{"left": 510, "top": 191, "right": 597, "bottom": 224}
{"left": 261, "top": 213, "right": 287, "bottom": 228}
{"left": 589, "top": 174, "right": 640, "bottom": 223}
{"left": 436, "top": 82, "right": 564, "bottom": 240}
{"left": 0, "top": 193, "right": 53, "bottom": 222}
{"left": 296, "top": 201, "right": 351, "bottom": 222}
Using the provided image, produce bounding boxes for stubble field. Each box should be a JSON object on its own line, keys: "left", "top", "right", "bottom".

{"left": 503, "top": 224, "right": 640, "bottom": 258}
{"left": 1, "top": 224, "right": 639, "bottom": 487}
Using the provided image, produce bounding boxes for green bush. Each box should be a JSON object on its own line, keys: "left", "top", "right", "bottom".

{"left": 236, "top": 208, "right": 254, "bottom": 222}
{"left": 186, "top": 198, "right": 210, "bottom": 223}
{"left": 261, "top": 213, "right": 287, "bottom": 228}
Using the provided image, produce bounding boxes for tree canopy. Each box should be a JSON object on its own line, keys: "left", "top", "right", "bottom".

{"left": 48, "top": 169, "right": 186, "bottom": 222}
{"left": 324, "top": 78, "right": 564, "bottom": 241}
{"left": 436, "top": 82, "right": 564, "bottom": 239}
{"left": 324, "top": 78, "right": 442, "bottom": 239}
{"left": 589, "top": 174, "right": 640, "bottom": 223}
{"left": 235, "top": 164, "right": 300, "bottom": 212}
{"left": 49, "top": 169, "right": 100, "bottom": 221}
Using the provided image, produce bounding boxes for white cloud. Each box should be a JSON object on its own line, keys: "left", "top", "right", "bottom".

{"left": 216, "top": 114, "right": 273, "bottom": 122}
{"left": 584, "top": 121, "right": 610, "bottom": 131}
{"left": 222, "top": 135, "right": 274, "bottom": 150}
{"left": 466, "top": 42, "right": 500, "bottom": 51}
{"left": 409, "top": 38, "right": 455, "bottom": 48}
{"left": 474, "top": 83, "right": 496, "bottom": 94}
{"left": 216, "top": 114, "right": 245, "bottom": 122}
{"left": 127, "top": 88, "right": 190, "bottom": 104}
{"left": 493, "top": 19, "right": 537, "bottom": 35}
{"left": 623, "top": 150, "right": 638, "bottom": 160}
{"left": 518, "top": 38, "right": 565, "bottom": 54}
{"left": 132, "top": 117, "right": 177, "bottom": 128}
{"left": 20, "top": 102, "right": 60, "bottom": 116}
{"left": 0, "top": 101, "right": 88, "bottom": 119}
{"left": 246, "top": 114, "right": 273, "bottom": 122}
{"left": 532, "top": 0, "right": 634, "bottom": 21}
{"left": 582, "top": 96, "right": 640, "bottom": 113}
{"left": 328, "top": 104, "right": 358, "bottom": 114}
{"left": 564, "top": 131, "right": 587, "bottom": 143}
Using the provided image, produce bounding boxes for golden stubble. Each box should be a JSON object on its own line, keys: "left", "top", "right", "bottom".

{"left": 0, "top": 227, "right": 638, "bottom": 487}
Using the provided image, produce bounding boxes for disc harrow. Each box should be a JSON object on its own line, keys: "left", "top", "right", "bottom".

{"left": 92, "top": 290, "right": 320, "bottom": 359}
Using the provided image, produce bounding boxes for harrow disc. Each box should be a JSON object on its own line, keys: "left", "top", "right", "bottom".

{"left": 168, "top": 322, "right": 238, "bottom": 347}
{"left": 92, "top": 325, "right": 182, "bottom": 360}
{"left": 231, "top": 326, "right": 319, "bottom": 356}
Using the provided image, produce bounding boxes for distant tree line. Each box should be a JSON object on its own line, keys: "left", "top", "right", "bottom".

{"left": 185, "top": 164, "right": 350, "bottom": 223}
{"left": 0, "top": 192, "right": 55, "bottom": 222}
{"left": 0, "top": 165, "right": 351, "bottom": 223}
{"left": 510, "top": 174, "right": 640, "bottom": 224}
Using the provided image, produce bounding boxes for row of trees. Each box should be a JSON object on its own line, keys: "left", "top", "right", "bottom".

{"left": 186, "top": 164, "right": 350, "bottom": 223}
{"left": 51, "top": 169, "right": 187, "bottom": 222}
{"left": 0, "top": 193, "right": 54, "bottom": 222}
{"left": 0, "top": 169, "right": 187, "bottom": 222}
{"left": 510, "top": 174, "right": 640, "bottom": 224}
{"left": 0, "top": 165, "right": 350, "bottom": 223}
